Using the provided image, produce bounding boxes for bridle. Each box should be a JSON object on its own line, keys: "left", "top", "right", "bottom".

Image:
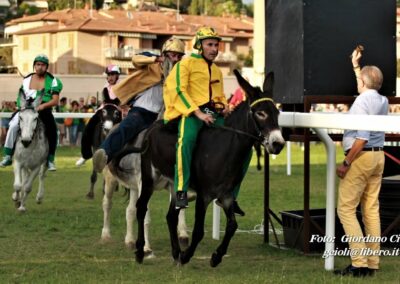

{"left": 210, "top": 97, "right": 276, "bottom": 142}
{"left": 101, "top": 103, "right": 122, "bottom": 113}
{"left": 18, "top": 107, "right": 40, "bottom": 142}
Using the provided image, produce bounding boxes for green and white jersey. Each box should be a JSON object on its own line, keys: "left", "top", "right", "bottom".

{"left": 17, "top": 72, "right": 63, "bottom": 108}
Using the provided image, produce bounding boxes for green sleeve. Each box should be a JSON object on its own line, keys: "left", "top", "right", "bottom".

{"left": 51, "top": 77, "right": 63, "bottom": 94}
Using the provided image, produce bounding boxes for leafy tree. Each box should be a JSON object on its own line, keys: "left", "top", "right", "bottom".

{"left": 18, "top": 3, "right": 40, "bottom": 16}
{"left": 243, "top": 3, "right": 253, "bottom": 17}
{"left": 188, "top": 0, "right": 246, "bottom": 16}
{"left": 47, "top": 0, "right": 85, "bottom": 11}
{"left": 212, "top": 0, "right": 240, "bottom": 16}
{"left": 188, "top": 0, "right": 202, "bottom": 15}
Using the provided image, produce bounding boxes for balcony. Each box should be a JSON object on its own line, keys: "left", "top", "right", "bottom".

{"left": 215, "top": 52, "right": 237, "bottom": 63}
{"left": 104, "top": 46, "right": 160, "bottom": 59}
{"left": 0, "top": 38, "right": 17, "bottom": 47}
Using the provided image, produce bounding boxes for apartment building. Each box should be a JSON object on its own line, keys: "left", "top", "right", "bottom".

{"left": 4, "top": 8, "right": 253, "bottom": 75}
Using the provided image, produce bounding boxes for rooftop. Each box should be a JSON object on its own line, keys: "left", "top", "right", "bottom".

{"left": 7, "top": 9, "right": 253, "bottom": 38}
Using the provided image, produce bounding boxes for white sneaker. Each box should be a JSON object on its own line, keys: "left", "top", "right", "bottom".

{"left": 47, "top": 161, "right": 57, "bottom": 171}
{"left": 75, "top": 157, "right": 86, "bottom": 167}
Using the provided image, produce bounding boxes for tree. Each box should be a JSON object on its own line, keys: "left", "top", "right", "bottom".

{"left": 47, "top": 0, "right": 85, "bottom": 10}
{"left": 188, "top": 0, "right": 202, "bottom": 15}
{"left": 188, "top": 0, "right": 245, "bottom": 16}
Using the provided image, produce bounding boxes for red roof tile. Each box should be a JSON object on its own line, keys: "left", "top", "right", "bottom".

{"left": 9, "top": 9, "right": 253, "bottom": 38}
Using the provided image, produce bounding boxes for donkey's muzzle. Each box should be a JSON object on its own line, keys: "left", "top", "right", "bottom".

{"left": 21, "top": 140, "right": 32, "bottom": 147}
{"left": 271, "top": 141, "right": 284, "bottom": 154}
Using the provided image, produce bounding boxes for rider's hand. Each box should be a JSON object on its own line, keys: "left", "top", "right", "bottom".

{"left": 155, "top": 55, "right": 164, "bottom": 63}
{"left": 222, "top": 105, "right": 233, "bottom": 117}
{"left": 194, "top": 109, "right": 215, "bottom": 125}
{"left": 351, "top": 47, "right": 362, "bottom": 67}
{"left": 36, "top": 105, "right": 43, "bottom": 111}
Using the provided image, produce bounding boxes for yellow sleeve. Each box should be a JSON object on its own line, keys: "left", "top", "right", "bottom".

{"left": 173, "top": 61, "right": 199, "bottom": 116}
{"left": 211, "top": 68, "right": 228, "bottom": 106}
{"left": 132, "top": 55, "right": 157, "bottom": 69}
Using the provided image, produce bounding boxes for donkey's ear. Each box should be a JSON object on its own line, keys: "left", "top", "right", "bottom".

{"left": 263, "top": 72, "right": 274, "bottom": 97}
{"left": 32, "top": 95, "right": 43, "bottom": 109}
{"left": 233, "top": 69, "right": 257, "bottom": 99}
{"left": 18, "top": 89, "right": 27, "bottom": 108}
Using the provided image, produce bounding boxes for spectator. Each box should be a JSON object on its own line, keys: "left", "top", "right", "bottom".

{"left": 55, "top": 97, "right": 67, "bottom": 146}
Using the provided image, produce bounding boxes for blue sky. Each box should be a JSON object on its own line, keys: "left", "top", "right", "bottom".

{"left": 243, "top": 0, "right": 254, "bottom": 4}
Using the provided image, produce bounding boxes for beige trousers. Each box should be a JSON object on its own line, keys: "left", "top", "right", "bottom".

{"left": 337, "top": 151, "right": 385, "bottom": 269}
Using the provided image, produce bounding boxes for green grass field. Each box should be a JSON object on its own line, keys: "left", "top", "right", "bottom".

{"left": 0, "top": 144, "right": 399, "bottom": 283}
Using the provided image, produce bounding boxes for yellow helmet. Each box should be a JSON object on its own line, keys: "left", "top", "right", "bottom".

{"left": 162, "top": 37, "right": 185, "bottom": 54}
{"left": 193, "top": 26, "right": 221, "bottom": 50}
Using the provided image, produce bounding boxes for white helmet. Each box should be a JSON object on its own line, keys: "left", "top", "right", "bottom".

{"left": 105, "top": 64, "right": 120, "bottom": 75}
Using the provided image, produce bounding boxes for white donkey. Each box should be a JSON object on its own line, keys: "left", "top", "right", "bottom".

{"left": 98, "top": 131, "right": 190, "bottom": 256}
{"left": 12, "top": 95, "right": 48, "bottom": 212}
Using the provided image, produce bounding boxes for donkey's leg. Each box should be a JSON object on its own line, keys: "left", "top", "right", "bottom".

{"left": 210, "top": 201, "right": 238, "bottom": 267}
{"left": 135, "top": 181, "right": 154, "bottom": 264}
{"left": 86, "top": 170, "right": 97, "bottom": 199}
{"left": 180, "top": 196, "right": 209, "bottom": 265}
{"left": 125, "top": 186, "right": 138, "bottom": 249}
{"left": 36, "top": 164, "right": 47, "bottom": 204}
{"left": 19, "top": 167, "right": 40, "bottom": 212}
{"left": 166, "top": 201, "right": 181, "bottom": 263}
{"left": 143, "top": 206, "right": 152, "bottom": 255}
{"left": 178, "top": 209, "right": 189, "bottom": 248}
{"left": 101, "top": 169, "right": 118, "bottom": 242}
{"left": 12, "top": 161, "right": 22, "bottom": 204}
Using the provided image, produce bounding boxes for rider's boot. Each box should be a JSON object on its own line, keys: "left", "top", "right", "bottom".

{"left": 93, "top": 149, "right": 108, "bottom": 173}
{"left": 0, "top": 155, "right": 12, "bottom": 167}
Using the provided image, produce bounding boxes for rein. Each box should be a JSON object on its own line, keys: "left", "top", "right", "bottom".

{"left": 210, "top": 97, "right": 275, "bottom": 142}
{"left": 18, "top": 108, "right": 40, "bottom": 141}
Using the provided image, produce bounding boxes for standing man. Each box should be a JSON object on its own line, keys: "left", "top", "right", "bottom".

{"left": 93, "top": 37, "right": 185, "bottom": 172}
{"left": 335, "top": 47, "right": 388, "bottom": 277}
{"left": 164, "top": 27, "right": 234, "bottom": 209}
{"left": 0, "top": 54, "right": 63, "bottom": 170}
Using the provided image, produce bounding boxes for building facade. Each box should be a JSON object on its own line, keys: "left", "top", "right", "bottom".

{"left": 4, "top": 8, "right": 253, "bottom": 76}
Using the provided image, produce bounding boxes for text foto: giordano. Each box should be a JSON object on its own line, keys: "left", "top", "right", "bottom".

{"left": 310, "top": 234, "right": 400, "bottom": 243}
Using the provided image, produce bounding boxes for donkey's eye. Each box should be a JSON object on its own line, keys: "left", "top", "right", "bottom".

{"left": 255, "top": 111, "right": 268, "bottom": 120}
{"left": 102, "top": 109, "right": 107, "bottom": 116}
{"left": 113, "top": 111, "right": 120, "bottom": 118}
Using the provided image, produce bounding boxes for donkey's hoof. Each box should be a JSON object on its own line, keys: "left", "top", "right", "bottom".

{"left": 14, "top": 201, "right": 21, "bottom": 209}
{"left": 36, "top": 198, "right": 42, "bottom": 204}
{"left": 17, "top": 206, "right": 26, "bottom": 213}
{"left": 210, "top": 252, "right": 222, "bottom": 267}
{"left": 179, "top": 251, "right": 190, "bottom": 265}
{"left": 125, "top": 240, "right": 135, "bottom": 250}
{"left": 179, "top": 236, "right": 189, "bottom": 249}
{"left": 100, "top": 235, "right": 112, "bottom": 244}
{"left": 135, "top": 250, "right": 144, "bottom": 264}
{"left": 86, "top": 192, "right": 94, "bottom": 200}
{"left": 144, "top": 250, "right": 155, "bottom": 259}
